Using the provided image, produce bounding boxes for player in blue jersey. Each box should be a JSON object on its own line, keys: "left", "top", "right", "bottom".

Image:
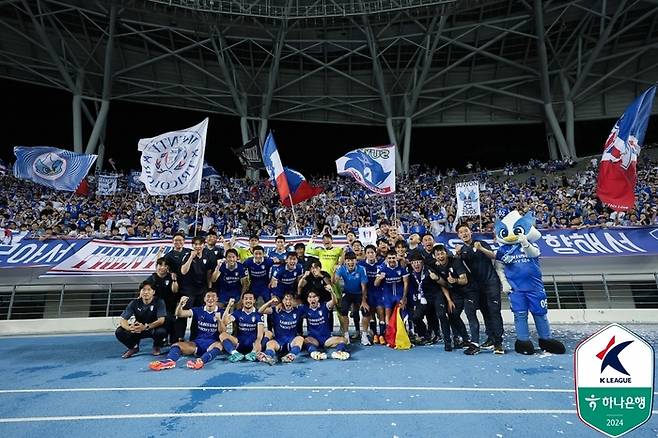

{"left": 211, "top": 248, "right": 248, "bottom": 306}
{"left": 333, "top": 252, "right": 368, "bottom": 345}
{"left": 269, "top": 252, "right": 303, "bottom": 299}
{"left": 300, "top": 291, "right": 350, "bottom": 360}
{"left": 359, "top": 245, "right": 386, "bottom": 345}
{"left": 219, "top": 291, "right": 265, "bottom": 362}
{"left": 374, "top": 250, "right": 409, "bottom": 328}
{"left": 267, "top": 235, "right": 289, "bottom": 265}
{"left": 149, "top": 291, "right": 224, "bottom": 371}
{"left": 256, "top": 293, "right": 305, "bottom": 365}
{"left": 244, "top": 245, "right": 274, "bottom": 303}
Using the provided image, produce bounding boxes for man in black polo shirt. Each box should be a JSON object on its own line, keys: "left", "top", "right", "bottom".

{"left": 162, "top": 232, "right": 190, "bottom": 279}
{"left": 115, "top": 280, "right": 167, "bottom": 358}
{"left": 294, "top": 242, "right": 320, "bottom": 271}
{"left": 430, "top": 244, "right": 471, "bottom": 350}
{"left": 205, "top": 230, "right": 225, "bottom": 261}
{"left": 146, "top": 258, "right": 179, "bottom": 344}
{"left": 179, "top": 236, "right": 216, "bottom": 340}
{"left": 455, "top": 223, "right": 505, "bottom": 355}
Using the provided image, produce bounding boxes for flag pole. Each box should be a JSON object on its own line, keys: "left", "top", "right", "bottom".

{"left": 193, "top": 183, "right": 202, "bottom": 237}
{"left": 288, "top": 194, "right": 299, "bottom": 236}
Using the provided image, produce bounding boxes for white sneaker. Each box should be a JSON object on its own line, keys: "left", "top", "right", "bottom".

{"left": 331, "top": 351, "right": 350, "bottom": 360}
{"left": 361, "top": 333, "right": 371, "bottom": 346}
{"left": 310, "top": 351, "right": 327, "bottom": 360}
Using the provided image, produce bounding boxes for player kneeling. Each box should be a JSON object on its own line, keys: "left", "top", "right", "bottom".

{"left": 149, "top": 291, "right": 223, "bottom": 371}
{"left": 257, "top": 293, "right": 304, "bottom": 365}
{"left": 219, "top": 292, "right": 265, "bottom": 363}
{"left": 301, "top": 291, "right": 350, "bottom": 360}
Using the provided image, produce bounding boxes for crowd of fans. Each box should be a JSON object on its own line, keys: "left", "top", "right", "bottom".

{"left": 1, "top": 150, "right": 657, "bottom": 242}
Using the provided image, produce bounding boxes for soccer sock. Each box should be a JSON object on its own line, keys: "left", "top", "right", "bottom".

{"left": 223, "top": 339, "right": 236, "bottom": 354}
{"left": 261, "top": 336, "right": 270, "bottom": 351}
{"left": 513, "top": 311, "right": 530, "bottom": 341}
{"left": 369, "top": 320, "right": 377, "bottom": 334}
{"left": 200, "top": 348, "right": 220, "bottom": 364}
{"left": 307, "top": 344, "right": 318, "bottom": 353}
{"left": 265, "top": 349, "right": 276, "bottom": 358}
{"left": 291, "top": 345, "right": 301, "bottom": 355}
{"left": 167, "top": 345, "right": 182, "bottom": 362}
{"left": 532, "top": 312, "right": 551, "bottom": 340}
{"left": 336, "top": 343, "right": 346, "bottom": 352}
{"left": 379, "top": 322, "right": 386, "bottom": 336}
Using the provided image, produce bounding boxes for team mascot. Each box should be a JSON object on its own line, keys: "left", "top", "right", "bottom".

{"left": 492, "top": 211, "right": 565, "bottom": 355}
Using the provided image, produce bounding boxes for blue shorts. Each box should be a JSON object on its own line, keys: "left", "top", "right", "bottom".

{"left": 509, "top": 289, "right": 548, "bottom": 316}
{"left": 383, "top": 293, "right": 402, "bottom": 310}
{"left": 367, "top": 293, "right": 384, "bottom": 310}
{"left": 219, "top": 290, "right": 241, "bottom": 304}
{"left": 194, "top": 337, "right": 217, "bottom": 356}
{"left": 236, "top": 336, "right": 257, "bottom": 354}
{"left": 252, "top": 286, "right": 270, "bottom": 301}
{"left": 307, "top": 332, "right": 331, "bottom": 346}
{"left": 276, "top": 336, "right": 295, "bottom": 350}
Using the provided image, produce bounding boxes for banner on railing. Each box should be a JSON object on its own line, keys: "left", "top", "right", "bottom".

{"left": 0, "top": 228, "right": 656, "bottom": 275}
{"left": 0, "top": 238, "right": 89, "bottom": 268}
{"left": 41, "top": 235, "right": 349, "bottom": 276}
{"left": 438, "top": 226, "right": 658, "bottom": 257}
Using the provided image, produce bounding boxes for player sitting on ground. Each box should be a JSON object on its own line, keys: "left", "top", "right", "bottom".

{"left": 257, "top": 293, "right": 305, "bottom": 365}
{"left": 301, "top": 290, "right": 350, "bottom": 360}
{"left": 219, "top": 292, "right": 265, "bottom": 362}
{"left": 149, "top": 291, "right": 223, "bottom": 371}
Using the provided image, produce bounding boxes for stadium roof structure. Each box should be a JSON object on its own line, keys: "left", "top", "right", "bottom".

{"left": 0, "top": 0, "right": 657, "bottom": 172}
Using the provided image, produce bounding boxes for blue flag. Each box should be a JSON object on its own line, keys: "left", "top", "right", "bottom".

{"left": 13, "top": 146, "right": 97, "bottom": 192}
{"left": 202, "top": 161, "right": 219, "bottom": 178}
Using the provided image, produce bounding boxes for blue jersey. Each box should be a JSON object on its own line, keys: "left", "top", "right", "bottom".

{"left": 229, "top": 308, "right": 264, "bottom": 343}
{"left": 191, "top": 306, "right": 220, "bottom": 342}
{"left": 300, "top": 302, "right": 332, "bottom": 340}
{"left": 267, "top": 248, "right": 288, "bottom": 264}
{"left": 244, "top": 257, "right": 274, "bottom": 293}
{"left": 377, "top": 263, "right": 408, "bottom": 296}
{"left": 335, "top": 264, "right": 368, "bottom": 295}
{"left": 218, "top": 262, "right": 247, "bottom": 300}
{"left": 359, "top": 259, "right": 383, "bottom": 297}
{"left": 271, "top": 306, "right": 302, "bottom": 343}
{"left": 496, "top": 244, "right": 544, "bottom": 292}
{"left": 271, "top": 264, "right": 303, "bottom": 298}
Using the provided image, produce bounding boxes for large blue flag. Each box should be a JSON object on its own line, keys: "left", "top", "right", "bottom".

{"left": 202, "top": 161, "right": 219, "bottom": 178}
{"left": 13, "top": 146, "right": 97, "bottom": 191}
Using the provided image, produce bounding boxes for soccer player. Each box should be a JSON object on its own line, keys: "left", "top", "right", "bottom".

{"left": 374, "top": 250, "right": 409, "bottom": 328}
{"left": 219, "top": 292, "right": 265, "bottom": 362}
{"left": 455, "top": 223, "right": 505, "bottom": 355}
{"left": 211, "top": 248, "right": 248, "bottom": 307}
{"left": 359, "top": 245, "right": 385, "bottom": 345}
{"left": 333, "top": 252, "right": 369, "bottom": 345}
{"left": 269, "top": 252, "right": 303, "bottom": 300}
{"left": 268, "top": 235, "right": 288, "bottom": 265}
{"left": 206, "top": 230, "right": 225, "bottom": 260}
{"left": 351, "top": 240, "right": 365, "bottom": 261}
{"left": 301, "top": 291, "right": 350, "bottom": 360}
{"left": 257, "top": 293, "right": 304, "bottom": 365}
{"left": 244, "top": 245, "right": 274, "bottom": 303}
{"left": 306, "top": 233, "right": 344, "bottom": 276}
{"left": 146, "top": 258, "right": 179, "bottom": 344}
{"left": 116, "top": 280, "right": 167, "bottom": 358}
{"left": 294, "top": 242, "right": 320, "bottom": 271}
{"left": 229, "top": 234, "right": 260, "bottom": 262}
{"left": 297, "top": 261, "right": 334, "bottom": 304}
{"left": 162, "top": 232, "right": 190, "bottom": 277}
{"left": 149, "top": 291, "right": 223, "bottom": 371}
{"left": 179, "top": 236, "right": 216, "bottom": 340}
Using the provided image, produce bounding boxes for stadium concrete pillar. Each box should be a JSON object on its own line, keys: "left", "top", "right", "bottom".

{"left": 86, "top": 1, "right": 117, "bottom": 169}
{"left": 533, "top": 0, "right": 571, "bottom": 160}
{"left": 560, "top": 72, "right": 577, "bottom": 158}
{"left": 402, "top": 117, "right": 412, "bottom": 174}
{"left": 72, "top": 70, "right": 84, "bottom": 154}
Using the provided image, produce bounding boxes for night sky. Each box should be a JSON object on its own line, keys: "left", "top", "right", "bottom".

{"left": 2, "top": 79, "right": 657, "bottom": 176}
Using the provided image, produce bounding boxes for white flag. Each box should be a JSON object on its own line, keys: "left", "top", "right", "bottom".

{"left": 358, "top": 226, "right": 378, "bottom": 246}
{"left": 336, "top": 145, "right": 396, "bottom": 195}
{"left": 455, "top": 180, "right": 481, "bottom": 217}
{"left": 96, "top": 174, "right": 118, "bottom": 195}
{"left": 138, "top": 118, "right": 208, "bottom": 195}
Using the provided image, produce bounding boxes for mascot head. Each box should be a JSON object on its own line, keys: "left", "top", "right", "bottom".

{"left": 494, "top": 210, "right": 541, "bottom": 245}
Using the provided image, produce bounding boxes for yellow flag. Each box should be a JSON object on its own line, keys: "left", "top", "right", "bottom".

{"left": 394, "top": 306, "right": 411, "bottom": 350}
